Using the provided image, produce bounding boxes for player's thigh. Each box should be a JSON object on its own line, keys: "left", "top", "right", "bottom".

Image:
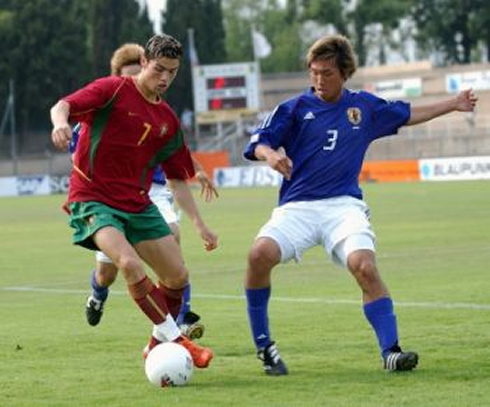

{"left": 134, "top": 235, "right": 187, "bottom": 282}
{"left": 320, "top": 197, "right": 375, "bottom": 266}
{"left": 257, "top": 202, "right": 318, "bottom": 263}
{"left": 332, "top": 233, "right": 376, "bottom": 268}
{"left": 93, "top": 226, "right": 144, "bottom": 282}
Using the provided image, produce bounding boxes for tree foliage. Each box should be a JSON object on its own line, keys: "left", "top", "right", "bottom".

{"left": 162, "top": 0, "right": 227, "bottom": 115}
{"left": 90, "top": 0, "right": 153, "bottom": 77}
{"left": 0, "top": 0, "right": 153, "bottom": 152}
{"left": 223, "top": 0, "right": 303, "bottom": 72}
{"left": 2, "top": 0, "right": 90, "bottom": 149}
{"left": 412, "top": 0, "right": 489, "bottom": 65}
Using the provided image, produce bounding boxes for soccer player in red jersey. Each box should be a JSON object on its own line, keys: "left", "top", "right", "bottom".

{"left": 77, "top": 43, "right": 217, "bottom": 342}
{"left": 50, "top": 34, "right": 216, "bottom": 369}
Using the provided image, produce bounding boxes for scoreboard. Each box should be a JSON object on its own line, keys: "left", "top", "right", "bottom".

{"left": 192, "top": 62, "right": 260, "bottom": 115}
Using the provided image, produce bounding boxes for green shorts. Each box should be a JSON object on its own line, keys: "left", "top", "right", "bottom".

{"left": 68, "top": 201, "right": 172, "bottom": 250}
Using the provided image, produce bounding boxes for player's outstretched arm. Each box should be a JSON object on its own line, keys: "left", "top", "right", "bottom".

{"left": 167, "top": 178, "right": 218, "bottom": 252}
{"left": 191, "top": 157, "right": 219, "bottom": 202}
{"left": 50, "top": 100, "right": 73, "bottom": 151}
{"left": 407, "top": 89, "right": 478, "bottom": 126}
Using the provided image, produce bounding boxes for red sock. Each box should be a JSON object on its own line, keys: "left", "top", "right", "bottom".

{"left": 128, "top": 276, "right": 170, "bottom": 324}
{"left": 157, "top": 283, "right": 184, "bottom": 320}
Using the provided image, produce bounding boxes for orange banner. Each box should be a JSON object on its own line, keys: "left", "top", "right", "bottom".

{"left": 192, "top": 151, "right": 230, "bottom": 180}
{"left": 360, "top": 160, "right": 420, "bottom": 183}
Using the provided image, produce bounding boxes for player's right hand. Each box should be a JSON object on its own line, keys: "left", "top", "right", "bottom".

{"left": 51, "top": 124, "right": 72, "bottom": 151}
{"left": 268, "top": 150, "right": 293, "bottom": 181}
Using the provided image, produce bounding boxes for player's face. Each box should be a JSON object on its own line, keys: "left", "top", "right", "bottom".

{"left": 140, "top": 56, "right": 180, "bottom": 96}
{"left": 309, "top": 58, "right": 345, "bottom": 103}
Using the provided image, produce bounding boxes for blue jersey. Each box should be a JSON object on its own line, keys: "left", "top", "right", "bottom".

{"left": 152, "top": 165, "right": 167, "bottom": 186}
{"left": 70, "top": 123, "right": 166, "bottom": 185}
{"left": 244, "top": 88, "right": 410, "bottom": 205}
{"left": 69, "top": 123, "right": 81, "bottom": 154}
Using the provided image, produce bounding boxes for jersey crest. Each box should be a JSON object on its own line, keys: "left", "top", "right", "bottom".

{"left": 159, "top": 123, "right": 169, "bottom": 137}
{"left": 347, "top": 107, "right": 362, "bottom": 126}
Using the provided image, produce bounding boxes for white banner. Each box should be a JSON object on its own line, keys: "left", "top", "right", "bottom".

{"left": 364, "top": 77, "right": 422, "bottom": 99}
{"left": 214, "top": 166, "right": 282, "bottom": 188}
{"left": 0, "top": 177, "right": 17, "bottom": 196}
{"left": 16, "top": 175, "right": 51, "bottom": 195}
{"left": 446, "top": 70, "right": 490, "bottom": 93}
{"left": 0, "top": 175, "right": 70, "bottom": 197}
{"left": 419, "top": 156, "right": 490, "bottom": 181}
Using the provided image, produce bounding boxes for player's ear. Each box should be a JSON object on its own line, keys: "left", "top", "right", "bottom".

{"left": 140, "top": 55, "right": 149, "bottom": 68}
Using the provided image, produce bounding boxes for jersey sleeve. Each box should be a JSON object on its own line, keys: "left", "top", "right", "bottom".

{"left": 359, "top": 91, "right": 410, "bottom": 139}
{"left": 63, "top": 76, "right": 124, "bottom": 123}
{"left": 161, "top": 145, "right": 195, "bottom": 180}
{"left": 243, "top": 102, "right": 294, "bottom": 161}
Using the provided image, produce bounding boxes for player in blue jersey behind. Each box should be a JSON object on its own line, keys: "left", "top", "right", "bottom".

{"left": 72, "top": 43, "right": 219, "bottom": 339}
{"left": 243, "top": 34, "right": 478, "bottom": 375}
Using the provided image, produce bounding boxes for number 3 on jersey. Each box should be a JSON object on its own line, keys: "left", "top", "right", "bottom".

{"left": 323, "top": 129, "right": 338, "bottom": 151}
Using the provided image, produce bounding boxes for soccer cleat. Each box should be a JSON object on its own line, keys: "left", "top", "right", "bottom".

{"left": 85, "top": 295, "right": 105, "bottom": 326}
{"left": 257, "top": 342, "right": 289, "bottom": 376}
{"left": 143, "top": 336, "right": 161, "bottom": 360}
{"left": 178, "top": 311, "right": 205, "bottom": 340}
{"left": 143, "top": 335, "right": 213, "bottom": 369}
{"left": 383, "top": 346, "right": 419, "bottom": 371}
{"left": 175, "top": 335, "right": 213, "bottom": 369}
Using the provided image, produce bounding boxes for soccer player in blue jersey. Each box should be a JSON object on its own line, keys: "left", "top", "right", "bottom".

{"left": 75, "top": 43, "right": 218, "bottom": 339}
{"left": 243, "top": 34, "right": 478, "bottom": 375}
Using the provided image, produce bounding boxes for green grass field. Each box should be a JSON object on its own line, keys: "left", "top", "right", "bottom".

{"left": 1, "top": 181, "right": 489, "bottom": 406}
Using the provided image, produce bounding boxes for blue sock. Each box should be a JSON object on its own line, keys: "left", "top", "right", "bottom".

{"left": 90, "top": 269, "right": 108, "bottom": 302}
{"left": 246, "top": 287, "right": 271, "bottom": 350}
{"left": 177, "top": 284, "right": 191, "bottom": 324}
{"left": 363, "top": 297, "right": 399, "bottom": 358}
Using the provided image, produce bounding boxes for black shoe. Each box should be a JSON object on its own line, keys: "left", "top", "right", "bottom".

{"left": 257, "top": 342, "right": 289, "bottom": 376}
{"left": 383, "top": 346, "right": 419, "bottom": 371}
{"left": 178, "top": 311, "right": 205, "bottom": 340}
{"left": 85, "top": 295, "right": 105, "bottom": 326}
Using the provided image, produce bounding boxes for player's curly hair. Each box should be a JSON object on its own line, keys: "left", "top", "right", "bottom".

{"left": 144, "top": 34, "right": 183, "bottom": 60}
{"left": 110, "top": 43, "right": 144, "bottom": 75}
{"left": 306, "top": 35, "right": 357, "bottom": 80}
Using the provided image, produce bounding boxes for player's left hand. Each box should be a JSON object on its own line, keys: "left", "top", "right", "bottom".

{"left": 195, "top": 171, "right": 219, "bottom": 202}
{"left": 456, "top": 89, "right": 478, "bottom": 112}
{"left": 199, "top": 224, "right": 218, "bottom": 251}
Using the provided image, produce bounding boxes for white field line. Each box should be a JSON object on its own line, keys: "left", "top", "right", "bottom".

{"left": 1, "top": 285, "right": 490, "bottom": 311}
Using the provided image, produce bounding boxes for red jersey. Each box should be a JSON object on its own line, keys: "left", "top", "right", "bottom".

{"left": 64, "top": 76, "right": 195, "bottom": 213}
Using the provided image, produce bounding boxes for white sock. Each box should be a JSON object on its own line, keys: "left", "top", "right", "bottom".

{"left": 152, "top": 314, "right": 181, "bottom": 342}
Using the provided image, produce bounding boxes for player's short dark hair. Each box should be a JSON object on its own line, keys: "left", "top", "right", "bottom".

{"left": 306, "top": 35, "right": 357, "bottom": 79}
{"left": 144, "top": 34, "right": 183, "bottom": 60}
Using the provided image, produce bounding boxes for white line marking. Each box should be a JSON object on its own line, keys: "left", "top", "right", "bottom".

{"left": 2, "top": 286, "right": 490, "bottom": 311}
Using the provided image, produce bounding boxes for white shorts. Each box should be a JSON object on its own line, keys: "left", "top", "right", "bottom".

{"left": 256, "top": 196, "right": 376, "bottom": 268}
{"left": 96, "top": 182, "right": 180, "bottom": 263}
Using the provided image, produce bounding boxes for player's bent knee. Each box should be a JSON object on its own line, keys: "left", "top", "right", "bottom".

{"left": 117, "top": 255, "right": 143, "bottom": 275}
{"left": 248, "top": 240, "right": 280, "bottom": 271}
{"left": 349, "top": 258, "right": 383, "bottom": 291}
{"left": 165, "top": 270, "right": 188, "bottom": 289}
